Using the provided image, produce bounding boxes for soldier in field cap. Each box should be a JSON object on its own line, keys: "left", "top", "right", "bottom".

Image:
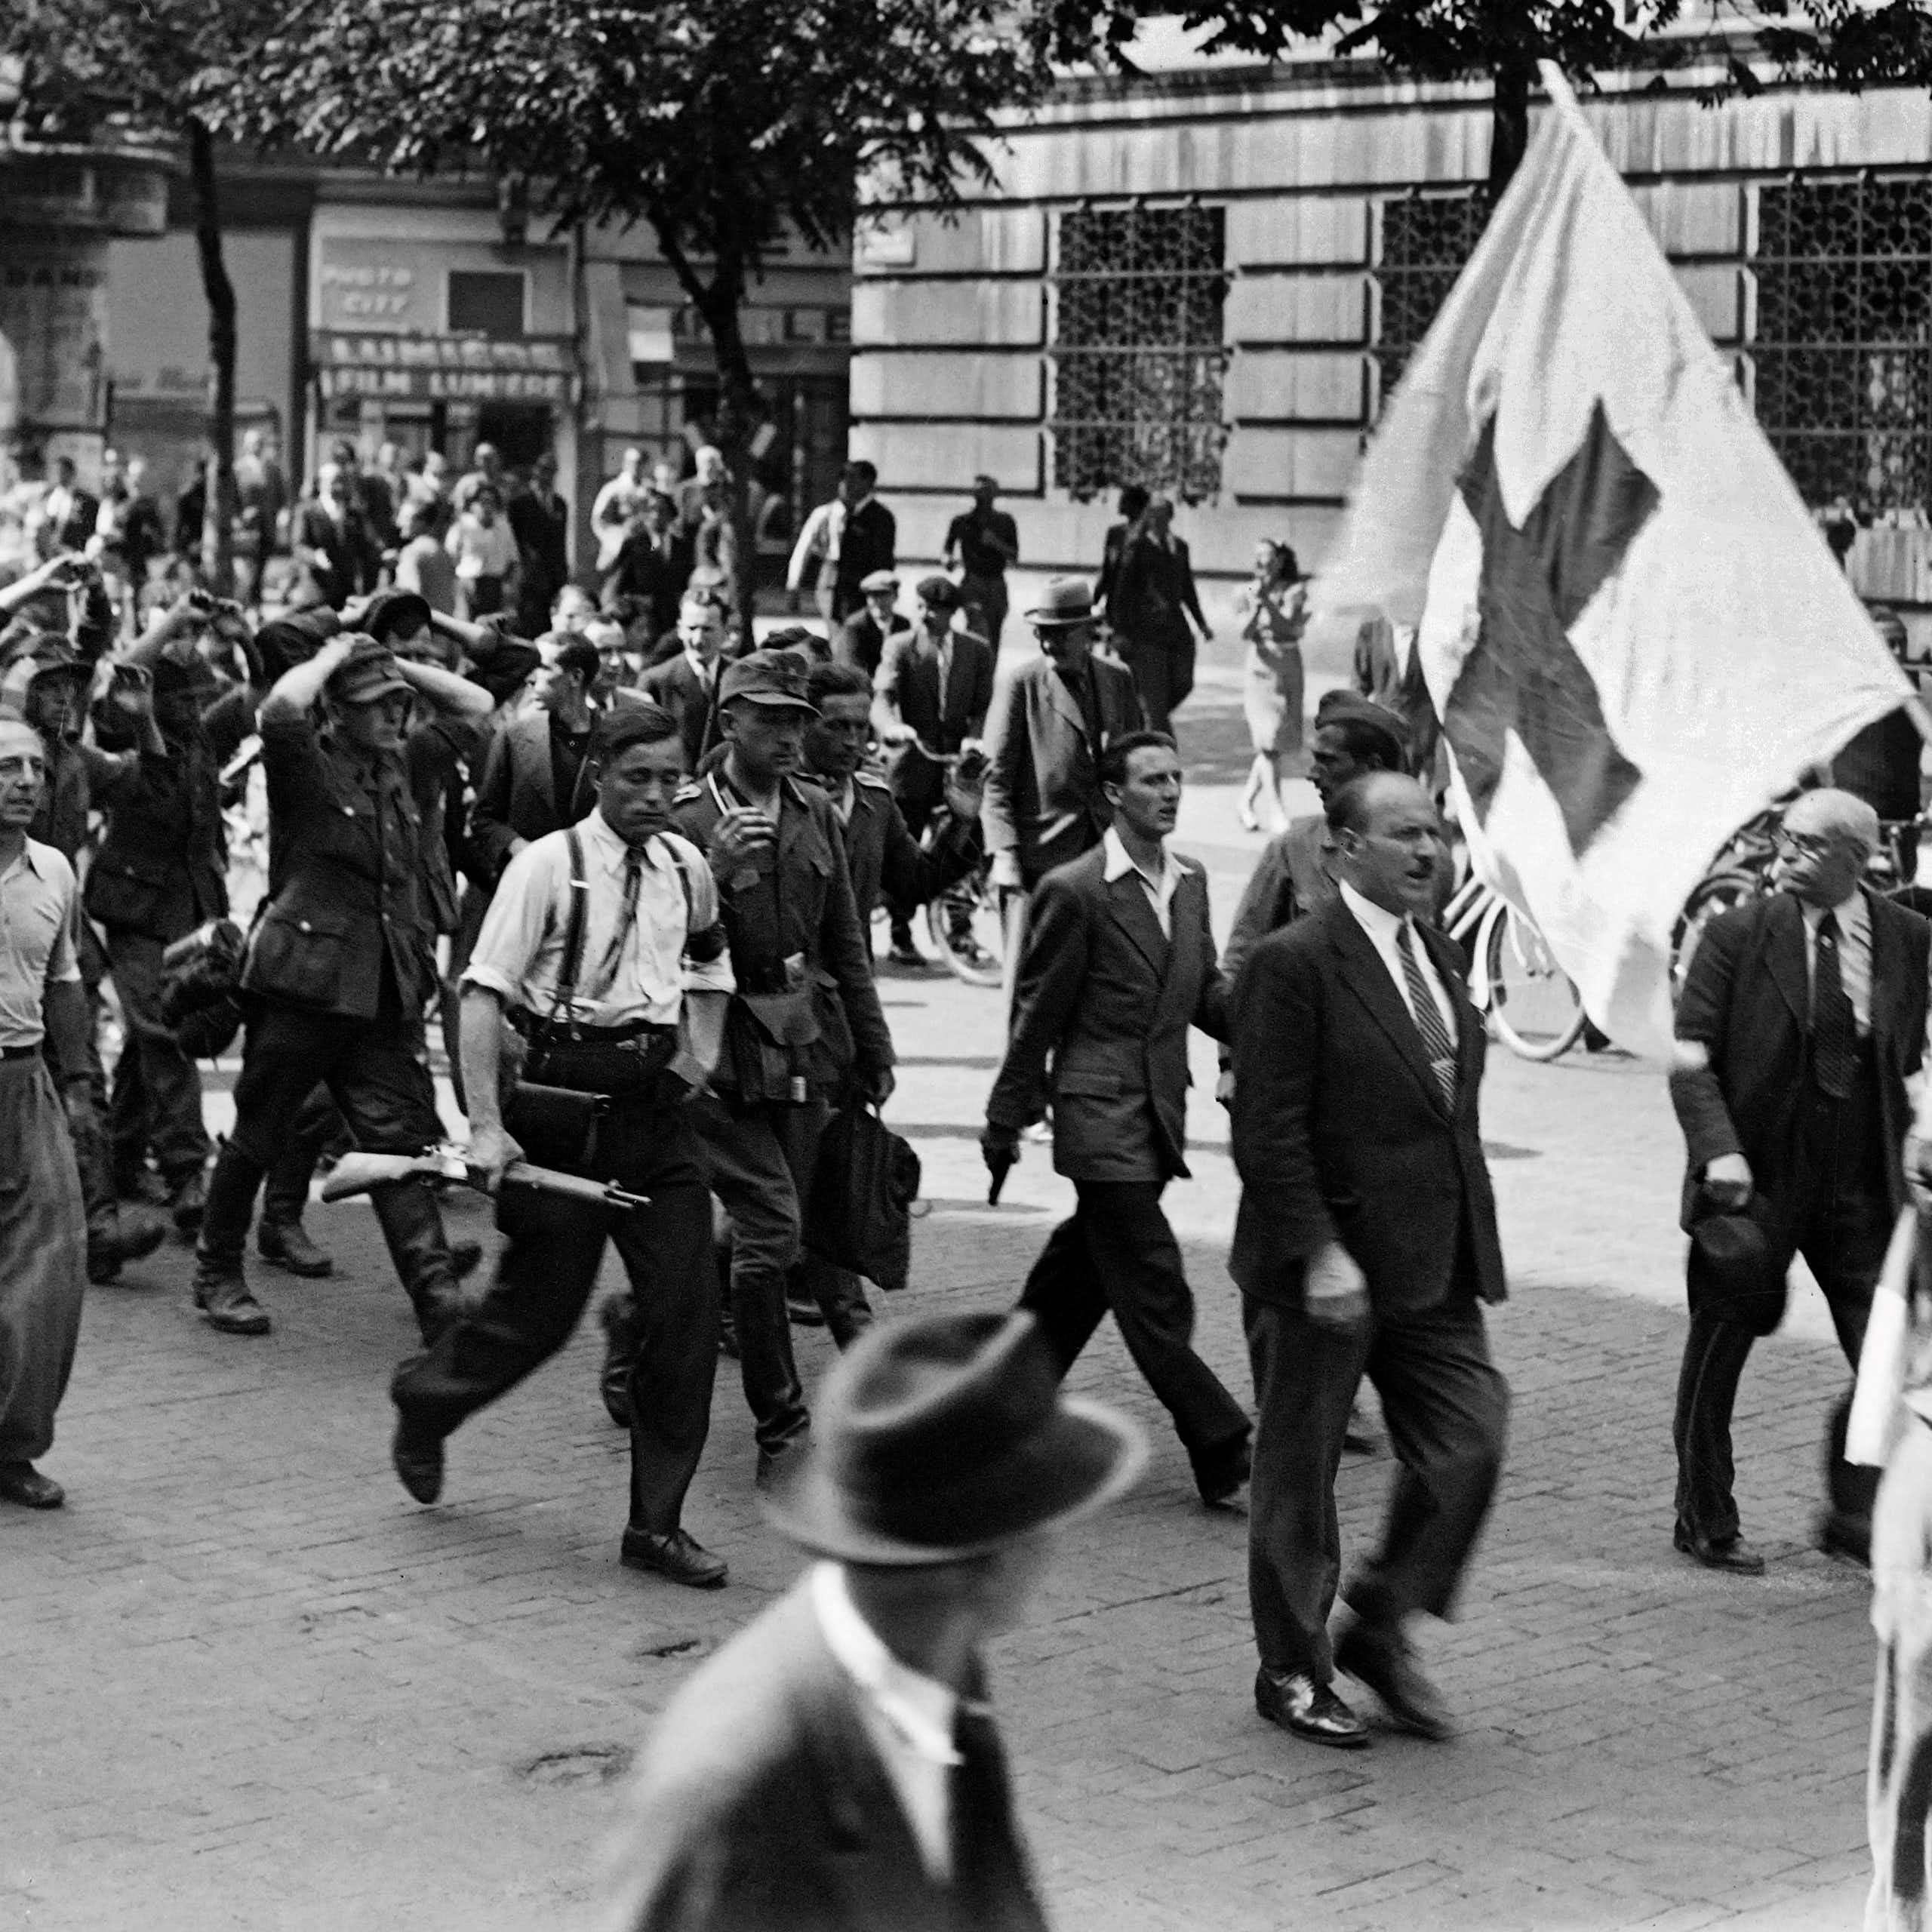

{"left": 601, "top": 1309, "right": 1146, "bottom": 1932}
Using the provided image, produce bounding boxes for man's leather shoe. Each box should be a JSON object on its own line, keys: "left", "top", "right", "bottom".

{"left": 0, "top": 1461, "right": 64, "bottom": 1509}
{"left": 169, "top": 1168, "right": 208, "bottom": 1234}
{"left": 258, "top": 1219, "right": 334, "bottom": 1278}
{"left": 620, "top": 1526, "right": 728, "bottom": 1589}
{"left": 1674, "top": 1528, "right": 1766, "bottom": 1575}
{"left": 1254, "top": 1668, "right": 1368, "bottom": 1748}
{"left": 1195, "top": 1436, "right": 1253, "bottom": 1509}
{"left": 1335, "top": 1623, "right": 1453, "bottom": 1740}
{"left": 391, "top": 1420, "right": 445, "bottom": 1504}
{"left": 451, "top": 1240, "right": 484, "bottom": 1282}
{"left": 88, "top": 1208, "right": 169, "bottom": 1284}
{"left": 192, "top": 1263, "right": 271, "bottom": 1336}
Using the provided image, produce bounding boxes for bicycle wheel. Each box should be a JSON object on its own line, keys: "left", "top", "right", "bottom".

{"left": 1482, "top": 902, "right": 1588, "bottom": 1062}
{"left": 925, "top": 860, "right": 1005, "bottom": 988}
{"left": 1671, "top": 872, "right": 1759, "bottom": 1002}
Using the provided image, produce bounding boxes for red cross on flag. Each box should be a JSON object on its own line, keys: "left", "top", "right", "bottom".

{"left": 1323, "top": 63, "right": 1915, "bottom": 1055}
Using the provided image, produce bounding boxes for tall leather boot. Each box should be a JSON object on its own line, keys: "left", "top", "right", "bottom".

{"left": 368, "top": 1178, "right": 466, "bottom": 1346}
{"left": 259, "top": 1097, "right": 336, "bottom": 1278}
{"left": 598, "top": 1293, "right": 641, "bottom": 1427}
{"left": 193, "top": 1141, "right": 272, "bottom": 1335}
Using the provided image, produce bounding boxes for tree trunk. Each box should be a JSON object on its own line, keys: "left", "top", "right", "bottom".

{"left": 702, "top": 297, "right": 762, "bottom": 643}
{"left": 186, "top": 115, "right": 237, "bottom": 597}
{"left": 1487, "top": 56, "right": 1534, "bottom": 200}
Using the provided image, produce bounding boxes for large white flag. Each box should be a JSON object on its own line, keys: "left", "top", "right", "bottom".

{"left": 1323, "top": 63, "right": 1913, "bottom": 1056}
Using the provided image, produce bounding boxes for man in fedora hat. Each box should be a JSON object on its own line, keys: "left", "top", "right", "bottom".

{"left": 1671, "top": 786, "right": 1931, "bottom": 1573}
{"left": 981, "top": 577, "right": 1144, "bottom": 996}
{"left": 602, "top": 1309, "right": 1145, "bottom": 1932}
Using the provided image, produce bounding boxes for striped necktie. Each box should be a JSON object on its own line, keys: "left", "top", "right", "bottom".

{"left": 1812, "top": 909, "right": 1859, "bottom": 1099}
{"left": 1395, "top": 922, "right": 1457, "bottom": 1106}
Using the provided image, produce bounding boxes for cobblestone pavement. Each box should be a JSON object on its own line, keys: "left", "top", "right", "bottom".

{"left": 2, "top": 680, "right": 1878, "bottom": 1930}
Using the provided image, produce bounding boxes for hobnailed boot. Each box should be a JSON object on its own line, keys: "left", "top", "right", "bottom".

{"left": 368, "top": 1176, "right": 469, "bottom": 1346}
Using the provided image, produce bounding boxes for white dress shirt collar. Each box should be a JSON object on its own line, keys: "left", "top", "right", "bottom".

{"left": 1102, "top": 826, "right": 1185, "bottom": 939}
{"left": 811, "top": 1562, "right": 960, "bottom": 1881}
{"left": 1338, "top": 877, "right": 1458, "bottom": 1042}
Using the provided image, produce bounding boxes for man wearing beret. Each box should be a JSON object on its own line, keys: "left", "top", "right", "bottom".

{"left": 669, "top": 650, "right": 894, "bottom": 1484}
{"left": 601, "top": 1309, "right": 1144, "bottom": 1932}
{"left": 191, "top": 633, "right": 493, "bottom": 1340}
{"left": 873, "top": 576, "right": 995, "bottom": 966}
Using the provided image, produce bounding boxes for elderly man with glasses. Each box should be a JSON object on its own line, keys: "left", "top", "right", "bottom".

{"left": 1671, "top": 787, "right": 1932, "bottom": 1574}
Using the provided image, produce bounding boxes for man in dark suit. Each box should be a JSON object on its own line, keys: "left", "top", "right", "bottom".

{"left": 829, "top": 462, "right": 896, "bottom": 623}
{"left": 983, "top": 731, "right": 1252, "bottom": 1507}
{"left": 602, "top": 491, "right": 692, "bottom": 641}
{"left": 638, "top": 594, "right": 729, "bottom": 771}
{"left": 467, "top": 638, "right": 602, "bottom": 888}
{"left": 604, "top": 1307, "right": 1143, "bottom": 1932}
{"left": 1231, "top": 771, "right": 1509, "bottom": 1749}
{"left": 506, "top": 453, "right": 571, "bottom": 638}
{"left": 981, "top": 577, "right": 1143, "bottom": 900}
{"left": 873, "top": 576, "right": 995, "bottom": 963}
{"left": 1107, "top": 496, "right": 1212, "bottom": 737}
{"left": 1671, "top": 788, "right": 1929, "bottom": 1573}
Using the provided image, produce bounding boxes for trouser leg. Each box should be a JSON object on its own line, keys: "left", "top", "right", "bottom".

{"left": 1868, "top": 1422, "right": 1932, "bottom": 1927}
{"left": 202, "top": 1004, "right": 340, "bottom": 1264}
{"left": 1016, "top": 1211, "right": 1109, "bottom": 1374}
{"left": 777, "top": 1101, "right": 871, "bottom": 1346}
{"left": 1242, "top": 1294, "right": 1367, "bottom": 1680}
{"left": 1072, "top": 1180, "right": 1251, "bottom": 1466}
{"left": 1124, "top": 637, "right": 1172, "bottom": 736}
{"left": 1673, "top": 1303, "right": 1761, "bottom": 1546}
{"left": 394, "top": 1184, "right": 608, "bottom": 1436}
{"left": 104, "top": 929, "right": 209, "bottom": 1185}
{"left": 611, "top": 1167, "right": 719, "bottom": 1533}
{"left": 1346, "top": 1294, "right": 1509, "bottom": 1630}
{"left": 692, "top": 1094, "right": 810, "bottom": 1452}
{"left": 326, "top": 1015, "right": 459, "bottom": 1340}
{"left": 262, "top": 1084, "right": 342, "bottom": 1228}
{"left": 1807, "top": 1195, "right": 1891, "bottom": 1543}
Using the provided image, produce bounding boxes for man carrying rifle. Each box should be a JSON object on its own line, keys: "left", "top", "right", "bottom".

{"left": 389, "top": 702, "right": 738, "bottom": 1592}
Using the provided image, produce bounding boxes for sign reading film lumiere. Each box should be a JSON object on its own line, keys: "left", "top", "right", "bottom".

{"left": 313, "top": 332, "right": 577, "bottom": 405}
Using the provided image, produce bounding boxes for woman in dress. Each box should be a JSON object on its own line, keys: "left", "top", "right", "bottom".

{"left": 1235, "top": 538, "right": 1307, "bottom": 832}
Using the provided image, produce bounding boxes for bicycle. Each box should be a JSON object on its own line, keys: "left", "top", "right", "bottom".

{"left": 872, "top": 731, "right": 1006, "bottom": 989}
{"left": 1441, "top": 872, "right": 1590, "bottom": 1063}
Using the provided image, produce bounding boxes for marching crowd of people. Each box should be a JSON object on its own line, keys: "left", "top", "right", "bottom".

{"left": 4, "top": 435, "right": 1927, "bottom": 1928}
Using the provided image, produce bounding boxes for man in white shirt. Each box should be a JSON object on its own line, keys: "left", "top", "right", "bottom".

{"left": 389, "top": 700, "right": 738, "bottom": 1591}
{"left": 1230, "top": 771, "right": 1508, "bottom": 1750}
{"left": 602, "top": 1308, "right": 1145, "bottom": 1932}
{"left": 0, "top": 719, "right": 91, "bottom": 1509}
{"left": 983, "top": 731, "right": 1253, "bottom": 1512}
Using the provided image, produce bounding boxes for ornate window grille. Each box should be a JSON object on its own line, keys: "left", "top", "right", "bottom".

{"left": 1753, "top": 175, "right": 1932, "bottom": 515}
{"left": 1374, "top": 190, "right": 1490, "bottom": 405}
{"left": 1050, "top": 205, "right": 1229, "bottom": 503}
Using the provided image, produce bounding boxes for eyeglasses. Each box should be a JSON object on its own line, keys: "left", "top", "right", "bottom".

{"left": 1774, "top": 829, "right": 1837, "bottom": 860}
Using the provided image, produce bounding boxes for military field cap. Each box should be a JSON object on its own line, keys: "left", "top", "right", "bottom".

{"left": 718, "top": 648, "right": 817, "bottom": 713}
{"left": 327, "top": 634, "right": 411, "bottom": 704}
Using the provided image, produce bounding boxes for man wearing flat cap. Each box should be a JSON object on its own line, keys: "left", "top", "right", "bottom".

{"left": 664, "top": 650, "right": 894, "bottom": 1485}
{"left": 192, "top": 632, "right": 493, "bottom": 1340}
{"left": 1672, "top": 786, "right": 1932, "bottom": 1573}
{"left": 601, "top": 1309, "right": 1144, "bottom": 1932}
{"left": 873, "top": 576, "right": 995, "bottom": 964}
{"left": 836, "top": 571, "right": 902, "bottom": 681}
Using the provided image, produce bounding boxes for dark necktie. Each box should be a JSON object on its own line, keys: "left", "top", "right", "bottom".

{"left": 948, "top": 1700, "right": 1009, "bottom": 1912}
{"left": 1813, "top": 909, "right": 1859, "bottom": 1099}
{"left": 1395, "top": 922, "right": 1457, "bottom": 1106}
{"left": 587, "top": 851, "right": 645, "bottom": 998}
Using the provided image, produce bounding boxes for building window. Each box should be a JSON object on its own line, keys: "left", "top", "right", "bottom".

{"left": 447, "top": 269, "right": 527, "bottom": 339}
{"left": 1050, "top": 205, "right": 1229, "bottom": 503}
{"left": 1374, "top": 190, "right": 1489, "bottom": 405}
{"left": 1753, "top": 175, "right": 1932, "bottom": 515}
